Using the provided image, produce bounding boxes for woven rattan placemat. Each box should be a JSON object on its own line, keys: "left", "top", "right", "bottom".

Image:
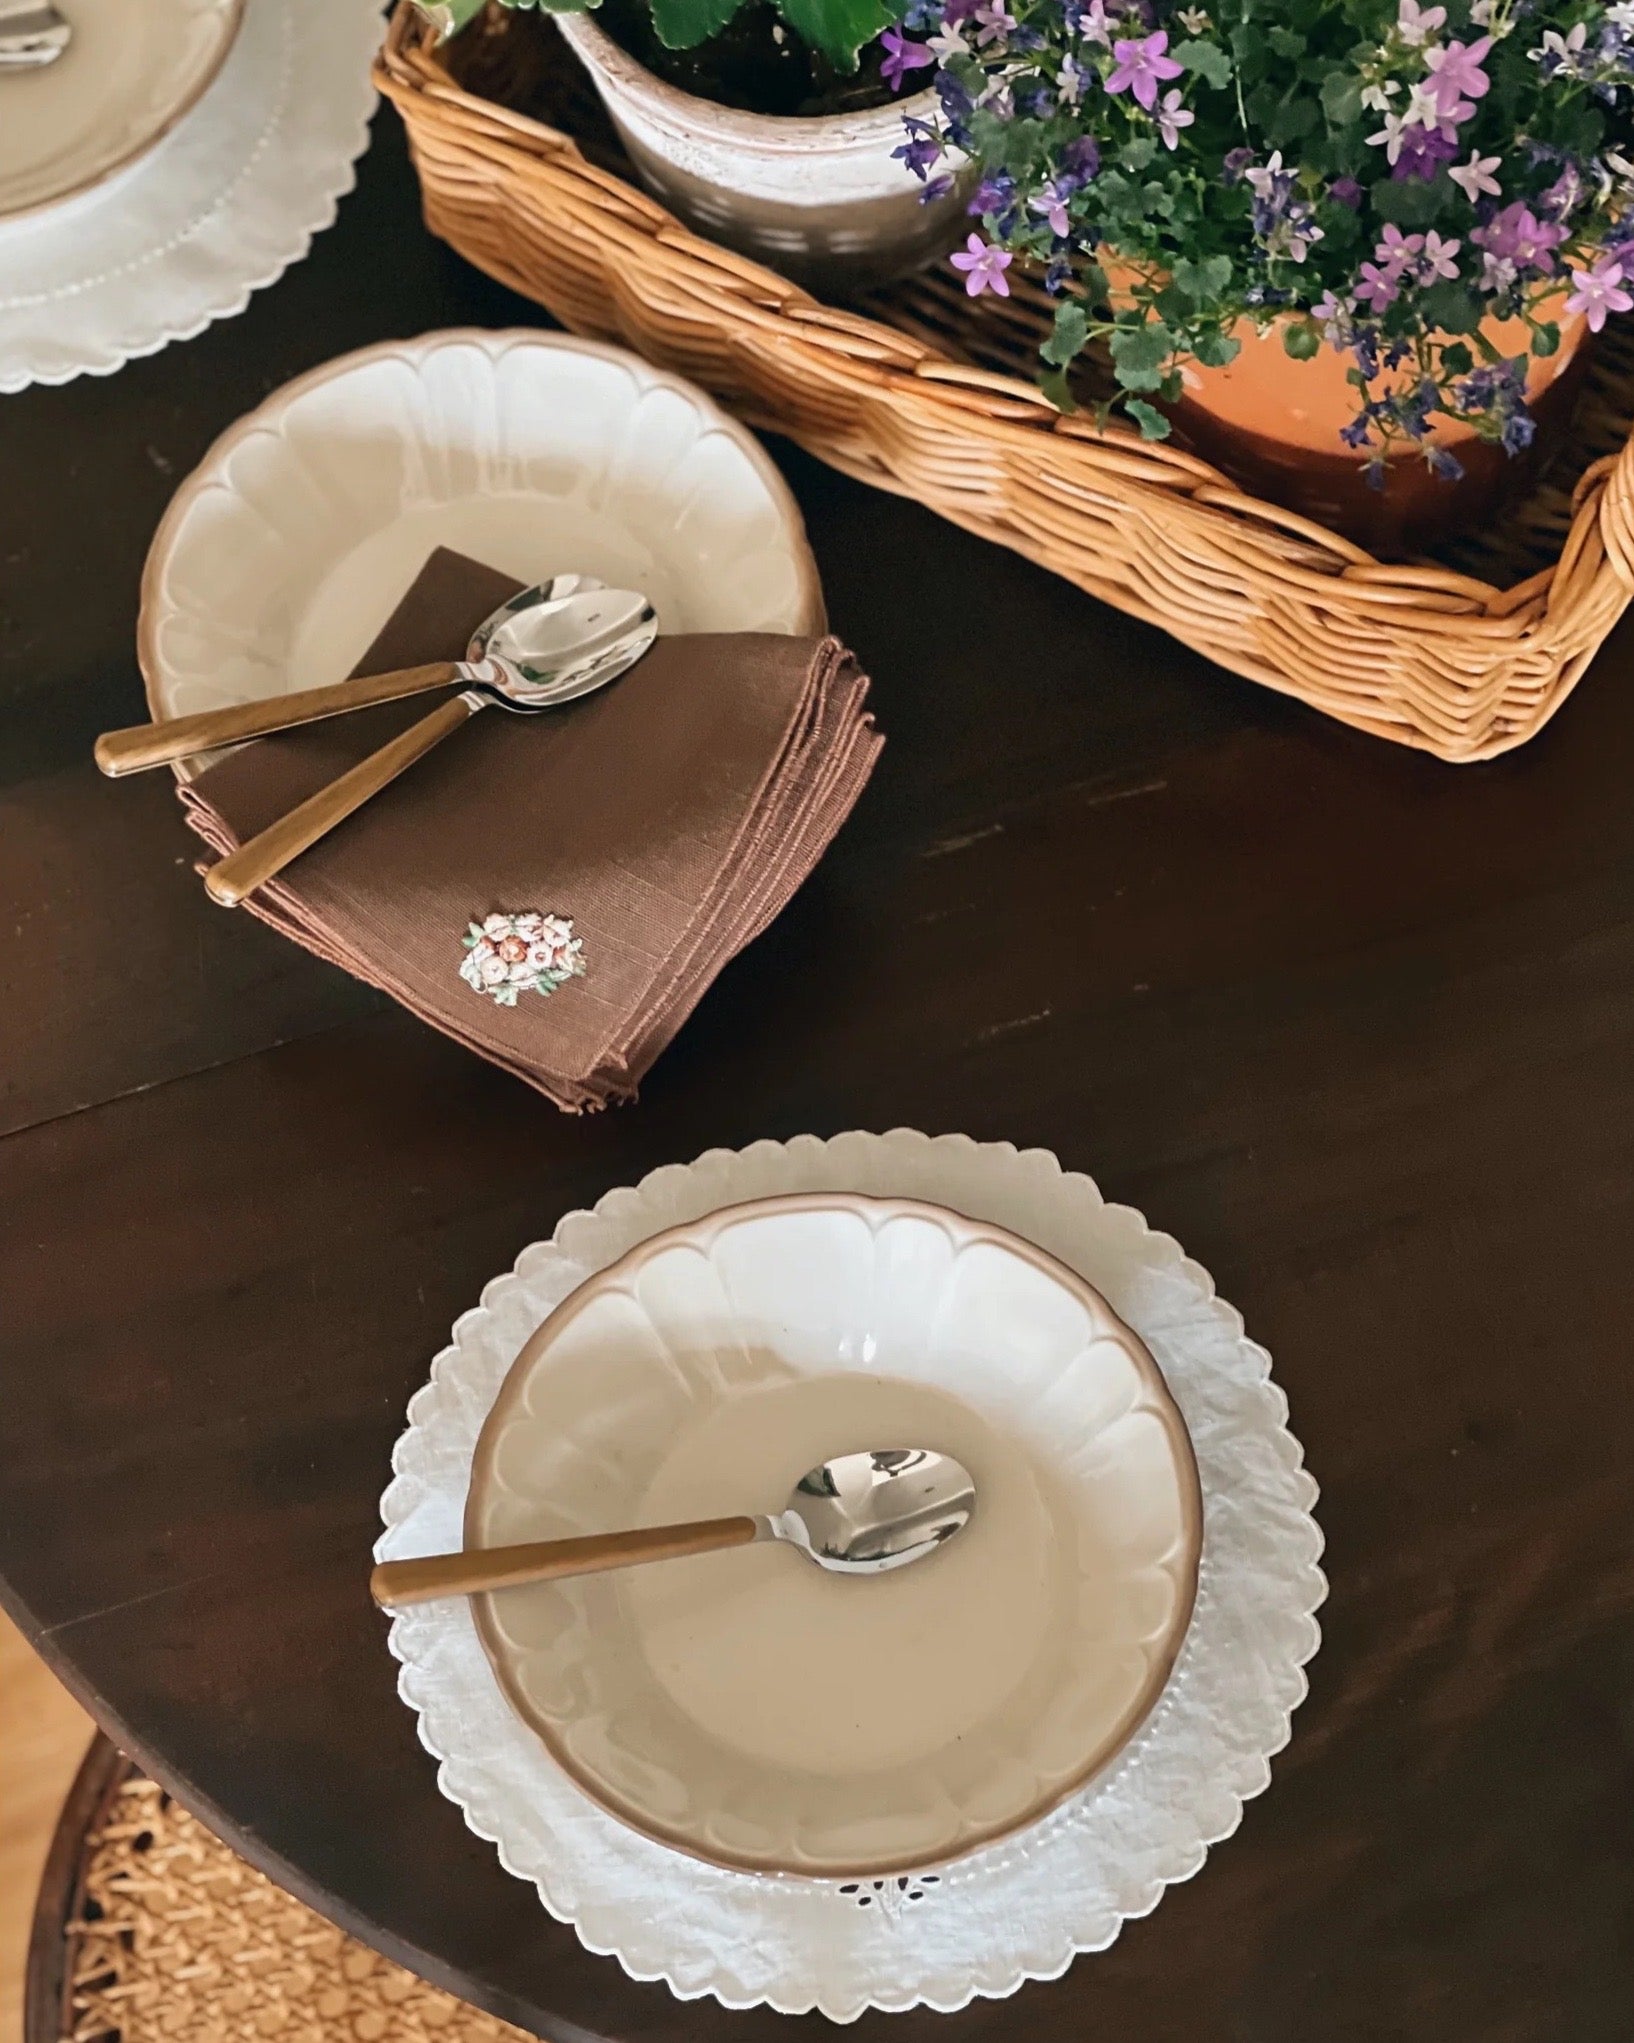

{"left": 55, "top": 1775, "right": 526, "bottom": 2042}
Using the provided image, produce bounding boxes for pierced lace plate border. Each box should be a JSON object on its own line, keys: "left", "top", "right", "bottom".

{"left": 377, "top": 1130, "right": 1326, "bottom": 2019}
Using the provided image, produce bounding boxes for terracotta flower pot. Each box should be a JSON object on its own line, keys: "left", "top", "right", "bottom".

{"left": 554, "top": 11, "right": 964, "bottom": 292}
{"left": 1165, "top": 303, "right": 1591, "bottom": 554}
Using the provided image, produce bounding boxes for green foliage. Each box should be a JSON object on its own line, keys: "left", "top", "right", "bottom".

{"left": 417, "top": 0, "right": 900, "bottom": 73}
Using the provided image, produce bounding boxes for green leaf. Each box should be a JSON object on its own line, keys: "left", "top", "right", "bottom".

{"left": 1041, "top": 301, "right": 1090, "bottom": 368}
{"left": 649, "top": 0, "right": 745, "bottom": 47}
{"left": 1418, "top": 280, "right": 1482, "bottom": 334}
{"left": 1121, "top": 137, "right": 1157, "bottom": 171}
{"left": 1441, "top": 342, "right": 1474, "bottom": 377}
{"left": 1282, "top": 319, "right": 1321, "bottom": 360}
{"left": 1123, "top": 398, "right": 1173, "bottom": 440}
{"left": 1369, "top": 176, "right": 1445, "bottom": 227}
{"left": 1531, "top": 321, "right": 1561, "bottom": 358}
{"left": 1039, "top": 366, "right": 1080, "bottom": 414}
{"left": 1268, "top": 25, "right": 1305, "bottom": 56}
{"left": 1111, "top": 320, "right": 1172, "bottom": 372}
{"left": 1319, "top": 69, "right": 1362, "bottom": 128}
{"left": 761, "top": 0, "right": 892, "bottom": 64}
{"left": 1173, "top": 37, "right": 1232, "bottom": 87}
{"left": 416, "top": 0, "right": 490, "bottom": 34}
{"left": 1191, "top": 328, "right": 1241, "bottom": 368}
{"left": 1173, "top": 254, "right": 1231, "bottom": 299}
{"left": 1267, "top": 91, "right": 1318, "bottom": 146}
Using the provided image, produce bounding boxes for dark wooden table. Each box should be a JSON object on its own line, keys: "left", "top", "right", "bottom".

{"left": 4, "top": 106, "right": 1634, "bottom": 2043}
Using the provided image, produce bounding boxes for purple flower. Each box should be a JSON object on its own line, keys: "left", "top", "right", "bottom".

{"left": 920, "top": 173, "right": 956, "bottom": 203}
{"left": 971, "top": 0, "right": 1016, "bottom": 44}
{"left": 1030, "top": 182, "right": 1074, "bottom": 237}
{"left": 1392, "top": 123, "right": 1460, "bottom": 180}
{"left": 1155, "top": 86, "right": 1193, "bottom": 148}
{"left": 1425, "top": 36, "right": 1492, "bottom": 112}
{"left": 1541, "top": 164, "right": 1587, "bottom": 220}
{"left": 1418, "top": 229, "right": 1461, "bottom": 281}
{"left": 893, "top": 118, "right": 941, "bottom": 179}
{"left": 1222, "top": 146, "right": 1255, "bottom": 183}
{"left": 1355, "top": 261, "right": 1401, "bottom": 311}
{"left": 950, "top": 232, "right": 1014, "bottom": 296}
{"left": 1425, "top": 444, "right": 1466, "bottom": 482}
{"left": 1105, "top": 29, "right": 1182, "bottom": 109}
{"left": 1448, "top": 151, "right": 1502, "bottom": 202}
{"left": 880, "top": 27, "right": 935, "bottom": 90}
{"left": 1377, "top": 223, "right": 1425, "bottom": 278}
{"left": 1396, "top": 0, "right": 1446, "bottom": 46}
{"left": 1328, "top": 176, "right": 1364, "bottom": 209}
{"left": 1565, "top": 256, "right": 1634, "bottom": 331}
{"left": 1473, "top": 201, "right": 1568, "bottom": 273}
{"left": 1060, "top": 135, "right": 1102, "bottom": 180}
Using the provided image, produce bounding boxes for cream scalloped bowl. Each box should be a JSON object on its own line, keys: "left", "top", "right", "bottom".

{"left": 466, "top": 1193, "right": 1202, "bottom": 1880}
{"left": 138, "top": 330, "right": 824, "bottom": 772}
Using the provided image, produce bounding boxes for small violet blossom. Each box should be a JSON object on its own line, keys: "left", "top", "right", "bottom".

{"left": 1565, "top": 256, "right": 1634, "bottom": 331}
{"left": 1057, "top": 51, "right": 1090, "bottom": 103}
{"left": 1418, "top": 230, "right": 1462, "bottom": 280}
{"left": 971, "top": 0, "right": 1015, "bottom": 45}
{"left": 1425, "top": 37, "right": 1493, "bottom": 110}
{"left": 949, "top": 233, "right": 1013, "bottom": 296}
{"left": 1030, "top": 183, "right": 1073, "bottom": 236}
{"left": 1105, "top": 30, "right": 1183, "bottom": 110}
{"left": 1076, "top": 0, "right": 1116, "bottom": 45}
{"left": 1449, "top": 151, "right": 1503, "bottom": 201}
{"left": 879, "top": 27, "right": 935, "bottom": 89}
{"left": 1355, "top": 261, "right": 1402, "bottom": 311}
{"left": 1156, "top": 87, "right": 1194, "bottom": 148}
{"left": 1473, "top": 200, "right": 1569, "bottom": 272}
{"left": 1532, "top": 21, "right": 1589, "bottom": 75}
{"left": 1396, "top": 0, "right": 1446, "bottom": 46}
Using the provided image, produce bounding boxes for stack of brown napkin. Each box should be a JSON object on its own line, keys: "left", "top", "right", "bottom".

{"left": 179, "top": 548, "right": 882, "bottom": 1111}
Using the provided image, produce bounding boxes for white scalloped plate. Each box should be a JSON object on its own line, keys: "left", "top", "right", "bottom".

{"left": 137, "top": 328, "right": 825, "bottom": 778}
{"left": 0, "top": 0, "right": 381, "bottom": 393}
{"left": 0, "top": 0, "right": 244, "bottom": 223}
{"left": 466, "top": 1192, "right": 1202, "bottom": 1879}
{"left": 378, "top": 1132, "right": 1325, "bottom": 2019}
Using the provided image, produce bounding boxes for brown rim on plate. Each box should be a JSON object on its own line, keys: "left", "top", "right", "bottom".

{"left": 0, "top": 0, "right": 249, "bottom": 225}
{"left": 134, "top": 327, "right": 828, "bottom": 779}
{"left": 464, "top": 1190, "right": 1204, "bottom": 1880}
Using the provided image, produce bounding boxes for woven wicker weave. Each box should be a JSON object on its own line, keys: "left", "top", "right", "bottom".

{"left": 376, "top": 1, "right": 1634, "bottom": 760}
{"left": 43, "top": 1760, "right": 525, "bottom": 2043}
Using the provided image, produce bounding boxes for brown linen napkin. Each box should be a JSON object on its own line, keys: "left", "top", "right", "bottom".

{"left": 178, "top": 548, "right": 882, "bottom": 1110}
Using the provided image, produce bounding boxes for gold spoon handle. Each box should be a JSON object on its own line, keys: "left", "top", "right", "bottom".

{"left": 369, "top": 1517, "right": 761, "bottom": 1608}
{"left": 94, "top": 661, "right": 463, "bottom": 777}
{"left": 205, "top": 692, "right": 480, "bottom": 908}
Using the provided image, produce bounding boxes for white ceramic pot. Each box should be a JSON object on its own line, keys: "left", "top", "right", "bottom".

{"left": 555, "top": 9, "right": 962, "bottom": 290}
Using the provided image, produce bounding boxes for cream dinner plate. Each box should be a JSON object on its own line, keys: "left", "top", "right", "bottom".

{"left": 138, "top": 330, "right": 825, "bottom": 776}
{"left": 0, "top": 0, "right": 244, "bottom": 222}
{"left": 465, "top": 1193, "right": 1202, "bottom": 1880}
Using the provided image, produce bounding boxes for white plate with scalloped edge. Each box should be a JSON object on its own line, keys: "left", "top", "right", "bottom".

{"left": 464, "top": 1191, "right": 1202, "bottom": 1880}
{"left": 136, "top": 329, "right": 825, "bottom": 776}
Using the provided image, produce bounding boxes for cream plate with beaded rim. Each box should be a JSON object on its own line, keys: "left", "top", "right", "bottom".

{"left": 464, "top": 1191, "right": 1203, "bottom": 1880}
{"left": 0, "top": 0, "right": 245, "bottom": 223}
{"left": 137, "top": 329, "right": 825, "bottom": 779}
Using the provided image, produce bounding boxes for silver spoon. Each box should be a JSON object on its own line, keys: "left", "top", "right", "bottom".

{"left": 199, "top": 580, "right": 658, "bottom": 907}
{"left": 0, "top": 1, "right": 71, "bottom": 68}
{"left": 95, "top": 575, "right": 649, "bottom": 777}
{"left": 369, "top": 1448, "right": 977, "bottom": 1609}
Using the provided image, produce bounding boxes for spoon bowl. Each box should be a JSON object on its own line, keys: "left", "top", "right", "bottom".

{"left": 368, "top": 1448, "right": 976, "bottom": 1608}
{"left": 0, "top": 2, "right": 72, "bottom": 69}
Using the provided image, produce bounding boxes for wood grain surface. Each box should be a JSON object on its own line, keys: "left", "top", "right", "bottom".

{"left": 1, "top": 113, "right": 1632, "bottom": 2043}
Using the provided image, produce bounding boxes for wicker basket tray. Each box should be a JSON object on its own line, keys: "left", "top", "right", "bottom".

{"left": 377, "top": 2, "right": 1634, "bottom": 760}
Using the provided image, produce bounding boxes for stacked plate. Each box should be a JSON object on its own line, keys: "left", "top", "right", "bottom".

{"left": 379, "top": 1130, "right": 1325, "bottom": 2019}
{"left": 0, "top": 0, "right": 381, "bottom": 392}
